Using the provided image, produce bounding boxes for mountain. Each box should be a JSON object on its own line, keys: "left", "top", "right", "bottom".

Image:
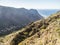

{"left": 0, "top": 6, "right": 43, "bottom": 36}
{"left": 37, "top": 9, "right": 60, "bottom": 17}
{"left": 0, "top": 11, "right": 60, "bottom": 45}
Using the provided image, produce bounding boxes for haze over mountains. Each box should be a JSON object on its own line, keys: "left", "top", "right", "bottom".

{"left": 0, "top": 6, "right": 43, "bottom": 36}
{"left": 37, "top": 9, "right": 60, "bottom": 17}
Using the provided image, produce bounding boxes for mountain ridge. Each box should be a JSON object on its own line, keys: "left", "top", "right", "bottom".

{"left": 0, "top": 6, "right": 43, "bottom": 36}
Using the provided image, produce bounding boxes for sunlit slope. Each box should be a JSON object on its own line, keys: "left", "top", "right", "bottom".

{"left": 18, "top": 12, "right": 60, "bottom": 45}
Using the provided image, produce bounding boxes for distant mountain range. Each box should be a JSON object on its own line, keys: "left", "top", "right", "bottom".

{"left": 37, "top": 9, "right": 60, "bottom": 17}
{"left": 0, "top": 6, "right": 43, "bottom": 36}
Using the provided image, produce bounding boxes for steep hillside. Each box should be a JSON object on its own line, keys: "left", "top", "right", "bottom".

{"left": 0, "top": 6, "right": 43, "bottom": 36}
{"left": 0, "top": 11, "right": 60, "bottom": 45}
{"left": 18, "top": 12, "right": 60, "bottom": 45}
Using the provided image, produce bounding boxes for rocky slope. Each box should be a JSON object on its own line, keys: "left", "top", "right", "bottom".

{"left": 0, "top": 6, "right": 43, "bottom": 36}
{"left": 0, "top": 11, "right": 60, "bottom": 45}
{"left": 18, "top": 11, "right": 60, "bottom": 45}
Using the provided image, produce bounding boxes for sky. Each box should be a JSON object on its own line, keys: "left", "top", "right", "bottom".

{"left": 0, "top": 0, "right": 60, "bottom": 9}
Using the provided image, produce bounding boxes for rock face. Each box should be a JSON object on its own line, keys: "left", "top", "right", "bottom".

{"left": 0, "top": 6, "right": 43, "bottom": 36}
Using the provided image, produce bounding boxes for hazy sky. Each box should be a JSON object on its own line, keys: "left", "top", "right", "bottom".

{"left": 0, "top": 0, "right": 60, "bottom": 9}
